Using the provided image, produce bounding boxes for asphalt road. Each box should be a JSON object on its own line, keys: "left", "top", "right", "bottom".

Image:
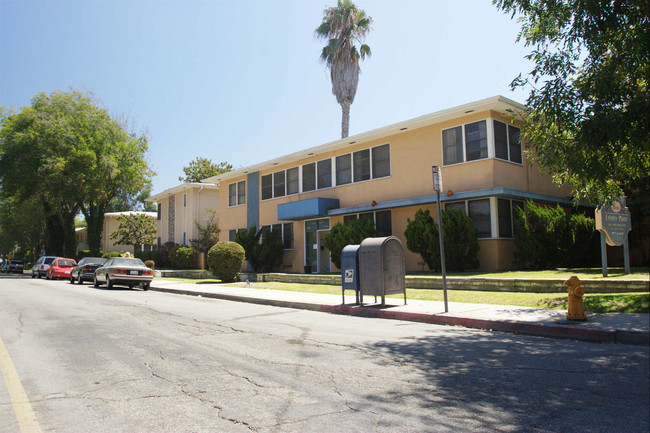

{"left": 1, "top": 273, "right": 649, "bottom": 433}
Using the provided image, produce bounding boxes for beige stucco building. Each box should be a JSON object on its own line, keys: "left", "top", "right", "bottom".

{"left": 202, "top": 96, "right": 573, "bottom": 273}
{"left": 102, "top": 211, "right": 158, "bottom": 254}
{"left": 146, "top": 183, "right": 219, "bottom": 247}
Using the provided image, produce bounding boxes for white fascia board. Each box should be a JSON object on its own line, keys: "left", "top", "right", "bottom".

{"left": 146, "top": 182, "right": 219, "bottom": 202}
{"left": 202, "top": 95, "right": 527, "bottom": 185}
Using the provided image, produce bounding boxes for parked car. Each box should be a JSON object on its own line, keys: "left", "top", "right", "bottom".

{"left": 69, "top": 257, "right": 107, "bottom": 284}
{"left": 93, "top": 257, "right": 153, "bottom": 290}
{"left": 32, "top": 256, "right": 60, "bottom": 278}
{"left": 6, "top": 260, "right": 25, "bottom": 273}
{"left": 46, "top": 258, "right": 77, "bottom": 280}
{"left": 0, "top": 261, "right": 6, "bottom": 273}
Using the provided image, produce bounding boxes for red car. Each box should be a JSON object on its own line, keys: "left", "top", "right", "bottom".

{"left": 46, "top": 258, "right": 77, "bottom": 280}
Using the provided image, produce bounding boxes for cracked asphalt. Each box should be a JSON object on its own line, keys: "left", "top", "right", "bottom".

{"left": 1, "top": 274, "right": 648, "bottom": 432}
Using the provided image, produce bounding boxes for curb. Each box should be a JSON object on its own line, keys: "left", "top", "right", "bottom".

{"left": 150, "top": 286, "right": 649, "bottom": 346}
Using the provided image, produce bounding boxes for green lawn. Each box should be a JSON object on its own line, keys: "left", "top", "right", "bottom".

{"left": 160, "top": 277, "right": 649, "bottom": 314}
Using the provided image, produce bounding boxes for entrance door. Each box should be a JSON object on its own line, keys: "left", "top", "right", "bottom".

{"left": 317, "top": 230, "right": 331, "bottom": 273}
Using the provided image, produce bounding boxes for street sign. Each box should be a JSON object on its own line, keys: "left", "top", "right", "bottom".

{"left": 432, "top": 166, "right": 442, "bottom": 192}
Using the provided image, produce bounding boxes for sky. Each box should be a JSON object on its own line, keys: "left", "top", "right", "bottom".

{"left": 0, "top": 0, "right": 533, "bottom": 196}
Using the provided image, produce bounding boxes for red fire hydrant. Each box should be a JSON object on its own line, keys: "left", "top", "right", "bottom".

{"left": 564, "top": 276, "right": 587, "bottom": 321}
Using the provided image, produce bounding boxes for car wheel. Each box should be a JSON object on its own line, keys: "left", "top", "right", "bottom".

{"left": 93, "top": 275, "right": 99, "bottom": 287}
{"left": 69, "top": 275, "right": 75, "bottom": 284}
{"left": 31, "top": 272, "right": 35, "bottom": 279}
{"left": 143, "top": 283, "right": 150, "bottom": 291}
{"left": 106, "top": 276, "right": 113, "bottom": 289}
{"left": 78, "top": 274, "right": 83, "bottom": 285}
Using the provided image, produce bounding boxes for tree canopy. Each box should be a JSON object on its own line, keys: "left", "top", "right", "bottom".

{"left": 109, "top": 213, "right": 157, "bottom": 250}
{"left": 0, "top": 89, "right": 153, "bottom": 257}
{"left": 179, "top": 157, "right": 232, "bottom": 183}
{"left": 494, "top": 0, "right": 649, "bottom": 204}
{"left": 315, "top": 0, "right": 372, "bottom": 138}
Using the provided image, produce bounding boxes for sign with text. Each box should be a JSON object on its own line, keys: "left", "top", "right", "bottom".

{"left": 432, "top": 166, "right": 442, "bottom": 192}
{"left": 595, "top": 198, "right": 632, "bottom": 246}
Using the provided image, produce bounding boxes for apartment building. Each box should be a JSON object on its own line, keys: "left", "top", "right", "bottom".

{"left": 203, "top": 96, "right": 571, "bottom": 273}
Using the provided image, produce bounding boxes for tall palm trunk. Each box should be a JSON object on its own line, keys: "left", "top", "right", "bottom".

{"left": 341, "top": 101, "right": 351, "bottom": 138}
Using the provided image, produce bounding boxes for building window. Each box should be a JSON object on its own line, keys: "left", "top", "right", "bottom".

{"left": 468, "top": 199, "right": 491, "bottom": 238}
{"left": 286, "top": 167, "right": 299, "bottom": 195}
{"left": 494, "top": 120, "right": 522, "bottom": 164}
{"left": 498, "top": 199, "right": 525, "bottom": 238}
{"left": 353, "top": 149, "right": 371, "bottom": 182}
{"left": 336, "top": 154, "right": 352, "bottom": 185}
{"left": 261, "top": 174, "right": 272, "bottom": 200}
{"left": 183, "top": 194, "right": 187, "bottom": 207}
{"left": 447, "top": 199, "right": 492, "bottom": 238}
{"left": 157, "top": 203, "right": 161, "bottom": 220}
{"left": 182, "top": 232, "right": 187, "bottom": 245}
{"left": 229, "top": 229, "right": 236, "bottom": 242}
{"left": 342, "top": 210, "right": 391, "bottom": 236}
{"left": 157, "top": 237, "right": 161, "bottom": 248}
{"left": 465, "top": 120, "right": 488, "bottom": 161}
{"left": 260, "top": 222, "right": 294, "bottom": 250}
{"left": 372, "top": 144, "right": 390, "bottom": 178}
{"left": 303, "top": 163, "right": 316, "bottom": 192}
{"left": 442, "top": 126, "right": 464, "bottom": 165}
{"left": 273, "top": 171, "right": 286, "bottom": 198}
{"left": 229, "top": 181, "right": 246, "bottom": 206}
{"left": 317, "top": 159, "right": 332, "bottom": 189}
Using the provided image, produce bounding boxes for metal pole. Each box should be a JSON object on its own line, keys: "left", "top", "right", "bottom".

{"left": 600, "top": 231, "right": 608, "bottom": 277}
{"left": 436, "top": 190, "right": 448, "bottom": 313}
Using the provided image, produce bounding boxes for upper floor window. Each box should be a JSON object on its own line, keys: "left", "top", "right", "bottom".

{"left": 493, "top": 120, "right": 522, "bottom": 164}
{"left": 302, "top": 163, "right": 316, "bottom": 192}
{"left": 336, "top": 154, "right": 352, "bottom": 185}
{"left": 229, "top": 180, "right": 246, "bottom": 206}
{"left": 157, "top": 203, "right": 161, "bottom": 220}
{"left": 183, "top": 194, "right": 187, "bottom": 207}
{"left": 443, "top": 119, "right": 522, "bottom": 166}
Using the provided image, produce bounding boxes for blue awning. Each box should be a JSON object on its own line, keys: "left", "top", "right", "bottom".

{"left": 278, "top": 198, "right": 340, "bottom": 220}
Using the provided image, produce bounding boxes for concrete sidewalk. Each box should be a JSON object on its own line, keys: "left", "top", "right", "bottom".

{"left": 149, "top": 280, "right": 649, "bottom": 346}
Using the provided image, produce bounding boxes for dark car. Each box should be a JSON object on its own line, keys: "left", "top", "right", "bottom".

{"left": 70, "top": 257, "right": 107, "bottom": 284}
{"left": 5, "top": 260, "right": 24, "bottom": 274}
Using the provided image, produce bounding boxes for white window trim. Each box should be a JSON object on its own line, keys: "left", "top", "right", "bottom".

{"left": 228, "top": 181, "right": 246, "bottom": 207}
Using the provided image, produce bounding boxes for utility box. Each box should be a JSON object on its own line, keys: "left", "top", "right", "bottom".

{"left": 359, "top": 236, "right": 407, "bottom": 305}
{"left": 340, "top": 244, "right": 361, "bottom": 304}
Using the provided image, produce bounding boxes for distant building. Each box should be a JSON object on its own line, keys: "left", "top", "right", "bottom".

{"left": 103, "top": 211, "right": 158, "bottom": 254}
{"left": 146, "top": 183, "right": 219, "bottom": 248}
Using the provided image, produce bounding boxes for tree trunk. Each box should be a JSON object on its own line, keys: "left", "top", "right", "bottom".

{"left": 341, "top": 101, "right": 351, "bottom": 139}
{"left": 84, "top": 202, "right": 105, "bottom": 256}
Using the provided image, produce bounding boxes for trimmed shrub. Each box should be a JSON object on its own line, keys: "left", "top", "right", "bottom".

{"left": 404, "top": 208, "right": 480, "bottom": 272}
{"left": 324, "top": 217, "right": 378, "bottom": 269}
{"left": 207, "top": 241, "right": 245, "bottom": 283}
{"left": 144, "top": 260, "right": 155, "bottom": 270}
{"left": 102, "top": 251, "right": 122, "bottom": 259}
{"left": 235, "top": 227, "right": 285, "bottom": 272}
{"left": 169, "top": 245, "right": 197, "bottom": 269}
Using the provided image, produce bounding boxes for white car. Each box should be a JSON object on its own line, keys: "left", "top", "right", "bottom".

{"left": 31, "top": 256, "right": 60, "bottom": 278}
{"left": 93, "top": 257, "right": 153, "bottom": 290}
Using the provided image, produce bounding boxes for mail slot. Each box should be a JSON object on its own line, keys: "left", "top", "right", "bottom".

{"left": 359, "top": 236, "right": 406, "bottom": 306}
{"left": 340, "top": 244, "right": 361, "bottom": 305}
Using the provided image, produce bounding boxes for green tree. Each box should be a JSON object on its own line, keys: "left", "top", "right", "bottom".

{"left": 315, "top": 0, "right": 372, "bottom": 138}
{"left": 109, "top": 213, "right": 157, "bottom": 252}
{"left": 0, "top": 195, "right": 46, "bottom": 261}
{"left": 324, "top": 217, "right": 378, "bottom": 269}
{"left": 0, "top": 90, "right": 153, "bottom": 257}
{"left": 494, "top": 0, "right": 649, "bottom": 204}
{"left": 179, "top": 157, "right": 232, "bottom": 183}
{"left": 404, "top": 209, "right": 440, "bottom": 271}
{"left": 190, "top": 209, "right": 220, "bottom": 253}
{"left": 235, "top": 226, "right": 285, "bottom": 272}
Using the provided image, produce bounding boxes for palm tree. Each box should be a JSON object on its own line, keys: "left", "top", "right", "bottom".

{"left": 315, "top": 0, "right": 372, "bottom": 139}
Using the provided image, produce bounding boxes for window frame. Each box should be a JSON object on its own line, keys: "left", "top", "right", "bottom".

{"left": 442, "top": 118, "right": 523, "bottom": 166}
{"left": 260, "top": 222, "right": 295, "bottom": 250}
{"left": 228, "top": 181, "right": 246, "bottom": 207}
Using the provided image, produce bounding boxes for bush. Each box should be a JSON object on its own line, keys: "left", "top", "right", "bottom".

{"left": 324, "top": 217, "right": 378, "bottom": 269}
{"left": 76, "top": 250, "right": 91, "bottom": 261}
{"left": 235, "top": 226, "right": 285, "bottom": 272}
{"left": 151, "top": 241, "right": 177, "bottom": 268}
{"left": 514, "top": 201, "right": 599, "bottom": 268}
{"left": 168, "top": 245, "right": 197, "bottom": 269}
{"left": 207, "top": 241, "right": 245, "bottom": 283}
{"left": 102, "top": 251, "right": 122, "bottom": 259}
{"left": 404, "top": 208, "right": 480, "bottom": 272}
{"left": 144, "top": 260, "right": 155, "bottom": 270}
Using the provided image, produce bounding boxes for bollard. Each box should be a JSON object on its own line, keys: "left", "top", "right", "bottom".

{"left": 564, "top": 276, "right": 587, "bottom": 321}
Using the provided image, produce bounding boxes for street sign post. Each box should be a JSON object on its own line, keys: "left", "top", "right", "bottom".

{"left": 432, "top": 166, "right": 448, "bottom": 313}
{"left": 595, "top": 197, "right": 632, "bottom": 276}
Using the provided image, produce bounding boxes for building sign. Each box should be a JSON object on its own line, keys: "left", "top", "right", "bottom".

{"left": 432, "top": 166, "right": 442, "bottom": 192}
{"left": 595, "top": 198, "right": 631, "bottom": 246}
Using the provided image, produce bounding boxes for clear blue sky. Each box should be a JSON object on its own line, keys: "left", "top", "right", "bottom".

{"left": 0, "top": 0, "right": 532, "bottom": 196}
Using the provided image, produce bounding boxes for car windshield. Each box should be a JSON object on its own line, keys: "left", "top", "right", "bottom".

{"left": 11, "top": 260, "right": 23, "bottom": 264}
{"left": 59, "top": 259, "right": 75, "bottom": 266}
{"left": 44, "top": 257, "right": 56, "bottom": 264}
{"left": 112, "top": 258, "right": 145, "bottom": 267}
{"left": 83, "top": 258, "right": 106, "bottom": 265}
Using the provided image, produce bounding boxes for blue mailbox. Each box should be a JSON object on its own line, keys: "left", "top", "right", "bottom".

{"left": 341, "top": 244, "right": 361, "bottom": 305}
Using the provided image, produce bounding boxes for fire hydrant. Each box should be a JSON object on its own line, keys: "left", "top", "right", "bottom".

{"left": 564, "top": 276, "right": 587, "bottom": 321}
